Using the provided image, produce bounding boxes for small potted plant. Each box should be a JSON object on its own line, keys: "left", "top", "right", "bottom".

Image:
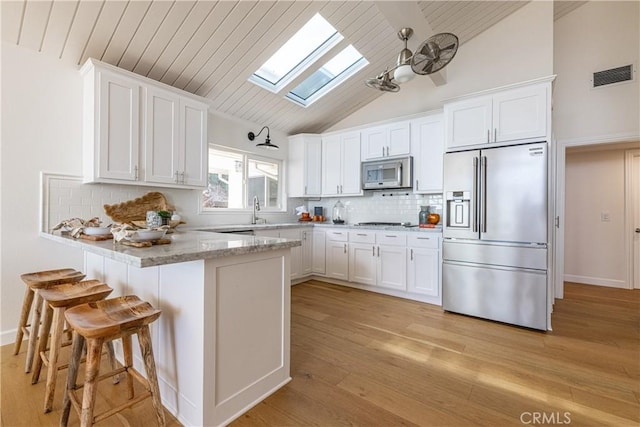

{"left": 157, "top": 210, "right": 171, "bottom": 226}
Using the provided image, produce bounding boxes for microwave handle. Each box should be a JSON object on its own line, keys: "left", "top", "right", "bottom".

{"left": 396, "top": 163, "right": 402, "bottom": 184}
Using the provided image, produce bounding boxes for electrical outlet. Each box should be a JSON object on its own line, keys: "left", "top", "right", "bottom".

{"left": 601, "top": 212, "right": 611, "bottom": 222}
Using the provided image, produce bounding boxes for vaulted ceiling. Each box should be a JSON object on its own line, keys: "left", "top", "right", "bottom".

{"left": 2, "top": 1, "right": 586, "bottom": 134}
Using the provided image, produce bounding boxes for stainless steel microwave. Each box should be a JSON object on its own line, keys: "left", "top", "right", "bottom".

{"left": 361, "top": 156, "right": 413, "bottom": 190}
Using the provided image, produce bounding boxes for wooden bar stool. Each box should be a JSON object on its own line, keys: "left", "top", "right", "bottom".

{"left": 61, "top": 295, "right": 165, "bottom": 427}
{"left": 15, "top": 268, "right": 85, "bottom": 373}
{"left": 32, "top": 280, "right": 115, "bottom": 413}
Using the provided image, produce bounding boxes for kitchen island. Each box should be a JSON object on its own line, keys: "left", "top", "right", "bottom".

{"left": 41, "top": 230, "right": 300, "bottom": 427}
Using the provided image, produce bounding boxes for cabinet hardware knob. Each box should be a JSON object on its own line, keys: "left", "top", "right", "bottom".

{"left": 410, "top": 249, "right": 413, "bottom": 261}
{"left": 344, "top": 244, "right": 347, "bottom": 253}
{"left": 372, "top": 246, "right": 375, "bottom": 256}
{"left": 134, "top": 165, "right": 138, "bottom": 180}
{"left": 377, "top": 246, "right": 380, "bottom": 257}
{"left": 487, "top": 129, "right": 490, "bottom": 143}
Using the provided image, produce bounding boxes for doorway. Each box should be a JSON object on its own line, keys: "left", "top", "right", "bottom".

{"left": 554, "top": 139, "right": 640, "bottom": 298}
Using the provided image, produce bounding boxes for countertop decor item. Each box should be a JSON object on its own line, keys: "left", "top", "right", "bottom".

{"left": 104, "top": 192, "right": 175, "bottom": 224}
{"left": 332, "top": 200, "right": 346, "bottom": 224}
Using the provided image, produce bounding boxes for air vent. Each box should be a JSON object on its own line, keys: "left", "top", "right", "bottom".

{"left": 592, "top": 64, "right": 634, "bottom": 88}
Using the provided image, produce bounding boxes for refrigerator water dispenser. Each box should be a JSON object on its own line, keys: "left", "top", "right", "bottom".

{"left": 446, "top": 191, "right": 470, "bottom": 228}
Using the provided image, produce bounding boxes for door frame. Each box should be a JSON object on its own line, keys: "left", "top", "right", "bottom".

{"left": 625, "top": 149, "right": 640, "bottom": 289}
{"left": 554, "top": 133, "right": 640, "bottom": 298}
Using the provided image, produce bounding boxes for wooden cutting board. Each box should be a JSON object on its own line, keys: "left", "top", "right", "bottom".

{"left": 80, "top": 234, "right": 113, "bottom": 241}
{"left": 120, "top": 238, "right": 172, "bottom": 248}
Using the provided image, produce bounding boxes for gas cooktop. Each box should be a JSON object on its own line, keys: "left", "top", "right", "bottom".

{"left": 355, "top": 222, "right": 405, "bottom": 226}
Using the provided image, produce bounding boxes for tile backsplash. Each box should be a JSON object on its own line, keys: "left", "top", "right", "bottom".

{"left": 306, "top": 191, "right": 443, "bottom": 225}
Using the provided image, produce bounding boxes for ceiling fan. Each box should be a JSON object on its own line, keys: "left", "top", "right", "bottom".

{"left": 365, "top": 28, "right": 459, "bottom": 92}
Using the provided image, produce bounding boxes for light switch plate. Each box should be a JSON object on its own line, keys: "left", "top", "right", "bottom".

{"left": 601, "top": 212, "right": 611, "bottom": 222}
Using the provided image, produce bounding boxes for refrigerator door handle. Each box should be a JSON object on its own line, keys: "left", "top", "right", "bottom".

{"left": 481, "top": 156, "right": 487, "bottom": 233}
{"left": 472, "top": 156, "right": 479, "bottom": 233}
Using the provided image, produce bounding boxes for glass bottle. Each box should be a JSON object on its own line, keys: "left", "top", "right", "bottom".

{"left": 332, "top": 200, "right": 346, "bottom": 224}
{"left": 419, "top": 206, "right": 429, "bottom": 226}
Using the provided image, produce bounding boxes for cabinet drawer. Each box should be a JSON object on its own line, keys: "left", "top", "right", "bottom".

{"left": 376, "top": 232, "right": 406, "bottom": 246}
{"left": 407, "top": 234, "right": 440, "bottom": 249}
{"left": 349, "top": 231, "right": 375, "bottom": 244}
{"left": 325, "top": 229, "right": 348, "bottom": 242}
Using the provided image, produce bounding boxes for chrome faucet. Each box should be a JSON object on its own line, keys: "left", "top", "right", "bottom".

{"left": 251, "top": 196, "right": 261, "bottom": 224}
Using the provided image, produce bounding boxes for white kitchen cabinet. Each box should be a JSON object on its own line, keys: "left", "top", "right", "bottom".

{"left": 143, "top": 85, "right": 208, "bottom": 187}
{"left": 81, "top": 58, "right": 208, "bottom": 188}
{"left": 377, "top": 244, "right": 407, "bottom": 291}
{"left": 411, "top": 114, "right": 444, "bottom": 193}
{"left": 301, "top": 229, "right": 313, "bottom": 276}
{"left": 445, "top": 82, "right": 549, "bottom": 150}
{"left": 287, "top": 134, "right": 322, "bottom": 197}
{"left": 278, "top": 229, "right": 302, "bottom": 280}
{"left": 361, "top": 121, "right": 411, "bottom": 160}
{"left": 312, "top": 230, "right": 325, "bottom": 274}
{"left": 83, "top": 67, "right": 140, "bottom": 183}
{"left": 321, "top": 132, "right": 362, "bottom": 196}
{"left": 325, "top": 229, "right": 349, "bottom": 280}
{"left": 349, "top": 243, "right": 377, "bottom": 285}
{"left": 407, "top": 234, "right": 440, "bottom": 298}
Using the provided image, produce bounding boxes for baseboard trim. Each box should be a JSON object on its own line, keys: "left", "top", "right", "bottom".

{"left": 564, "top": 274, "right": 628, "bottom": 289}
{"left": 1, "top": 329, "right": 17, "bottom": 347}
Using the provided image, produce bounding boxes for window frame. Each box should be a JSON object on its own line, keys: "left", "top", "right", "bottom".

{"left": 200, "top": 145, "right": 285, "bottom": 214}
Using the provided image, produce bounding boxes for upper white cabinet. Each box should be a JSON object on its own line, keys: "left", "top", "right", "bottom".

{"left": 321, "top": 131, "right": 362, "bottom": 197}
{"left": 361, "top": 120, "right": 411, "bottom": 160}
{"left": 411, "top": 113, "right": 444, "bottom": 193}
{"left": 81, "top": 58, "right": 208, "bottom": 189}
{"left": 444, "top": 81, "right": 550, "bottom": 150}
{"left": 83, "top": 68, "right": 140, "bottom": 183}
{"left": 287, "top": 134, "right": 322, "bottom": 198}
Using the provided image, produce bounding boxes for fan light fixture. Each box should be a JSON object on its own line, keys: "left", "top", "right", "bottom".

{"left": 248, "top": 126, "right": 279, "bottom": 150}
{"left": 365, "top": 29, "right": 459, "bottom": 93}
{"left": 394, "top": 28, "right": 414, "bottom": 83}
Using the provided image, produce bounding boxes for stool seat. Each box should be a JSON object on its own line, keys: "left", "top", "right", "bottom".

{"left": 65, "top": 295, "right": 161, "bottom": 339}
{"left": 61, "top": 295, "right": 165, "bottom": 426}
{"left": 38, "top": 280, "right": 112, "bottom": 308}
{"left": 21, "top": 269, "right": 86, "bottom": 289}
{"left": 14, "top": 268, "right": 85, "bottom": 372}
{"left": 32, "top": 280, "right": 116, "bottom": 413}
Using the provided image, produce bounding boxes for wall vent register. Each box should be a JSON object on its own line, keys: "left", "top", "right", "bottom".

{"left": 592, "top": 64, "right": 634, "bottom": 88}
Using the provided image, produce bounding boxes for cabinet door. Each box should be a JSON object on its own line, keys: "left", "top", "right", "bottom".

{"left": 279, "top": 229, "right": 302, "bottom": 280}
{"left": 322, "top": 135, "right": 342, "bottom": 196}
{"left": 304, "top": 137, "right": 323, "bottom": 196}
{"left": 377, "top": 245, "right": 407, "bottom": 290}
{"left": 312, "top": 230, "right": 326, "bottom": 274}
{"left": 387, "top": 121, "right": 411, "bottom": 156}
{"left": 97, "top": 71, "right": 140, "bottom": 181}
{"left": 340, "top": 132, "right": 362, "bottom": 196}
{"left": 407, "top": 247, "right": 439, "bottom": 296}
{"left": 301, "top": 230, "right": 313, "bottom": 276}
{"left": 445, "top": 96, "right": 492, "bottom": 149}
{"left": 493, "top": 84, "right": 547, "bottom": 143}
{"left": 361, "top": 126, "right": 387, "bottom": 160}
{"left": 349, "top": 243, "right": 376, "bottom": 285}
{"left": 411, "top": 115, "right": 444, "bottom": 193}
{"left": 144, "top": 86, "right": 180, "bottom": 184}
{"left": 326, "top": 241, "right": 349, "bottom": 280}
{"left": 180, "top": 98, "right": 208, "bottom": 187}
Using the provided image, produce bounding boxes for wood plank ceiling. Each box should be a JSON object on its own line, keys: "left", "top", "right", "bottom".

{"left": 2, "top": 1, "right": 584, "bottom": 134}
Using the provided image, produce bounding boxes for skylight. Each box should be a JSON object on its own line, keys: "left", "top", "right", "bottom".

{"left": 250, "top": 13, "right": 343, "bottom": 92}
{"left": 249, "top": 13, "right": 368, "bottom": 106}
{"left": 286, "top": 45, "right": 368, "bottom": 107}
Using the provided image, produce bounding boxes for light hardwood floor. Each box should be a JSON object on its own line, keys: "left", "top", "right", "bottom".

{"left": 2, "top": 281, "right": 639, "bottom": 426}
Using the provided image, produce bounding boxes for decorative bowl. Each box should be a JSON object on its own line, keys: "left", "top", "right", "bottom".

{"left": 83, "top": 226, "right": 112, "bottom": 236}
{"left": 128, "top": 229, "right": 167, "bottom": 242}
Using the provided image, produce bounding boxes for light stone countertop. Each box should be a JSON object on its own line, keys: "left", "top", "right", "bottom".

{"left": 40, "top": 230, "right": 301, "bottom": 268}
{"left": 193, "top": 222, "right": 442, "bottom": 233}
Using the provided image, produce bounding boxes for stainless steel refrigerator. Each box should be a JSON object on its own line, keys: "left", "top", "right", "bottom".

{"left": 442, "top": 142, "right": 549, "bottom": 330}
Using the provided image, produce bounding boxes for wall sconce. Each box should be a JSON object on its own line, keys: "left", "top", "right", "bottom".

{"left": 248, "top": 126, "right": 279, "bottom": 150}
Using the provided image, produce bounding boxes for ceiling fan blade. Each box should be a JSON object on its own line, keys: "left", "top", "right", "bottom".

{"left": 439, "top": 43, "right": 457, "bottom": 51}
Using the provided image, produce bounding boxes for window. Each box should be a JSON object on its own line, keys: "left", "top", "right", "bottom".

{"left": 202, "top": 147, "right": 282, "bottom": 211}
{"left": 249, "top": 13, "right": 368, "bottom": 106}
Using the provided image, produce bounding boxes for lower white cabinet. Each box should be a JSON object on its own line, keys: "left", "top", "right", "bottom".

{"left": 325, "top": 229, "right": 349, "bottom": 280}
{"left": 312, "top": 230, "right": 326, "bottom": 274}
{"left": 377, "top": 244, "right": 407, "bottom": 291}
{"left": 407, "top": 234, "right": 441, "bottom": 298}
{"left": 349, "top": 243, "right": 377, "bottom": 285}
{"left": 257, "top": 228, "right": 311, "bottom": 281}
{"left": 301, "top": 229, "right": 313, "bottom": 276}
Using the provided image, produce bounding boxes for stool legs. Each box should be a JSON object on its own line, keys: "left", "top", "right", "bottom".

{"left": 14, "top": 285, "right": 34, "bottom": 355}
{"left": 25, "top": 292, "right": 44, "bottom": 373}
{"left": 138, "top": 326, "right": 166, "bottom": 427}
{"left": 81, "top": 337, "right": 105, "bottom": 426}
{"left": 31, "top": 303, "right": 53, "bottom": 383}
{"left": 61, "top": 331, "right": 84, "bottom": 427}
{"left": 44, "top": 306, "right": 67, "bottom": 413}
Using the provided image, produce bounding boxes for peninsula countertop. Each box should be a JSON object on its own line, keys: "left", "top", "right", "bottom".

{"left": 40, "top": 230, "right": 302, "bottom": 268}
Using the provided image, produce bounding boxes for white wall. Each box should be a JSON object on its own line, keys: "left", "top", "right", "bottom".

{"left": 553, "top": 1, "right": 640, "bottom": 142}
{"left": 0, "top": 42, "right": 296, "bottom": 344}
{"left": 564, "top": 147, "right": 630, "bottom": 287}
{"left": 328, "top": 1, "right": 554, "bottom": 131}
